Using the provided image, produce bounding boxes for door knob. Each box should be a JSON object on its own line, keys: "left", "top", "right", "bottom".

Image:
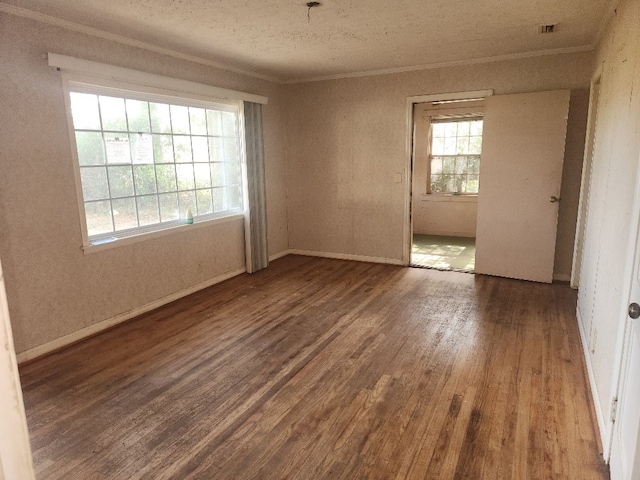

{"left": 629, "top": 303, "right": 640, "bottom": 319}
{"left": 550, "top": 196, "right": 561, "bottom": 203}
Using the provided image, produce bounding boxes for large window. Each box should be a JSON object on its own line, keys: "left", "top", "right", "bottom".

{"left": 68, "top": 83, "right": 244, "bottom": 244}
{"left": 429, "top": 118, "right": 483, "bottom": 194}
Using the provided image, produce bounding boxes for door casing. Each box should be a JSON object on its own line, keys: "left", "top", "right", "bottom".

{"left": 403, "top": 90, "right": 493, "bottom": 265}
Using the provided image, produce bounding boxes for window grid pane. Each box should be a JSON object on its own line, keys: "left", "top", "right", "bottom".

{"left": 429, "top": 157, "right": 481, "bottom": 194}
{"left": 429, "top": 119, "right": 483, "bottom": 194}
{"left": 70, "top": 90, "right": 243, "bottom": 241}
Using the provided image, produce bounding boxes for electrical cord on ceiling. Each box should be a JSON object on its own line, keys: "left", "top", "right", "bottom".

{"left": 306, "top": 2, "right": 321, "bottom": 23}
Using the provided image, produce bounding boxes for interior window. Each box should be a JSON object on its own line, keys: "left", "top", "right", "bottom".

{"left": 429, "top": 118, "right": 483, "bottom": 194}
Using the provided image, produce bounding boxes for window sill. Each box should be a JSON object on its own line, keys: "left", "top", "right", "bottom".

{"left": 82, "top": 213, "right": 245, "bottom": 254}
{"left": 419, "top": 194, "right": 478, "bottom": 203}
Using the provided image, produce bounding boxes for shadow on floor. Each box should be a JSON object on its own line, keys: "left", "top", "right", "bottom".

{"left": 411, "top": 234, "right": 475, "bottom": 272}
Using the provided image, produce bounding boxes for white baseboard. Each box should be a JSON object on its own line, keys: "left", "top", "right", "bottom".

{"left": 269, "top": 250, "right": 291, "bottom": 262}
{"left": 610, "top": 431, "right": 623, "bottom": 479}
{"left": 413, "top": 230, "right": 476, "bottom": 238}
{"left": 289, "top": 249, "right": 404, "bottom": 266}
{"left": 553, "top": 273, "right": 572, "bottom": 282}
{"left": 575, "top": 306, "right": 609, "bottom": 453}
{"left": 16, "top": 267, "right": 246, "bottom": 364}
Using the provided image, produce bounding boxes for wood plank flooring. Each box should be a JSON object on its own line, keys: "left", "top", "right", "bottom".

{"left": 19, "top": 255, "right": 609, "bottom": 479}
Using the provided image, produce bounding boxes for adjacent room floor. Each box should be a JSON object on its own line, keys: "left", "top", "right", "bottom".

{"left": 411, "top": 234, "right": 476, "bottom": 272}
{"left": 19, "top": 256, "right": 608, "bottom": 479}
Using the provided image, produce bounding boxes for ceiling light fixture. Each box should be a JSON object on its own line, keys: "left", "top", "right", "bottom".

{"left": 306, "top": 1, "right": 321, "bottom": 23}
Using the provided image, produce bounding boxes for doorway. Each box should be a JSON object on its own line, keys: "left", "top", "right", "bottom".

{"left": 405, "top": 89, "right": 570, "bottom": 283}
{"left": 409, "top": 97, "right": 485, "bottom": 272}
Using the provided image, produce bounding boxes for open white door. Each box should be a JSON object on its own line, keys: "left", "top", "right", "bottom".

{"left": 475, "top": 90, "right": 570, "bottom": 283}
{"left": 610, "top": 184, "right": 640, "bottom": 480}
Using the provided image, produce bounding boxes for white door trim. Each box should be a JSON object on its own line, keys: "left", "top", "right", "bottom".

{"left": 571, "top": 64, "right": 604, "bottom": 289}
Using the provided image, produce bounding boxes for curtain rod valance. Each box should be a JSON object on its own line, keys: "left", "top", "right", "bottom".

{"left": 47, "top": 53, "right": 268, "bottom": 105}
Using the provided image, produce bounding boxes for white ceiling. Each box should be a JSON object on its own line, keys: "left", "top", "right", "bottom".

{"left": 3, "top": 0, "right": 614, "bottom": 83}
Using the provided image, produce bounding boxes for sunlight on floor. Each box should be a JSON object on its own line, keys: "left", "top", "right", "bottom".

{"left": 411, "top": 234, "right": 475, "bottom": 272}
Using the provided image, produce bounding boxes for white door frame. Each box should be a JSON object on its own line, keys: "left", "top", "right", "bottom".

{"left": 571, "top": 64, "right": 604, "bottom": 289}
{"left": 402, "top": 90, "right": 493, "bottom": 265}
{"left": 0, "top": 257, "right": 35, "bottom": 479}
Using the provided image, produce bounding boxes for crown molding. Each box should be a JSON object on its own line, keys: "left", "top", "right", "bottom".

{"left": 0, "top": 2, "right": 281, "bottom": 84}
{"left": 283, "top": 45, "right": 595, "bottom": 84}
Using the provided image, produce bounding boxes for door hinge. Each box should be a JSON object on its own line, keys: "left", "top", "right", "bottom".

{"left": 610, "top": 397, "right": 618, "bottom": 422}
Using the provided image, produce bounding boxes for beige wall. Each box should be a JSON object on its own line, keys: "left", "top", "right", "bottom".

{"left": 576, "top": 0, "right": 640, "bottom": 438}
{"left": 284, "top": 52, "right": 593, "bottom": 268}
{"left": 0, "top": 12, "right": 288, "bottom": 354}
{"left": 413, "top": 198, "right": 477, "bottom": 237}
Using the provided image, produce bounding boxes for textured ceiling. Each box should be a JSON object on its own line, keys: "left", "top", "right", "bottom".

{"left": 3, "top": 0, "right": 613, "bottom": 82}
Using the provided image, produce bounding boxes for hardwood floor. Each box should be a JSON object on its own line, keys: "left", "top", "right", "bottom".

{"left": 19, "top": 255, "right": 609, "bottom": 479}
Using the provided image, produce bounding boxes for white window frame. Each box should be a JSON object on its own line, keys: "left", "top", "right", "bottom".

{"left": 51, "top": 54, "right": 267, "bottom": 253}
{"left": 426, "top": 115, "right": 484, "bottom": 195}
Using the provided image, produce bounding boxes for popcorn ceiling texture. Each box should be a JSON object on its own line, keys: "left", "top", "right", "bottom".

{"left": 1, "top": 0, "right": 610, "bottom": 82}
